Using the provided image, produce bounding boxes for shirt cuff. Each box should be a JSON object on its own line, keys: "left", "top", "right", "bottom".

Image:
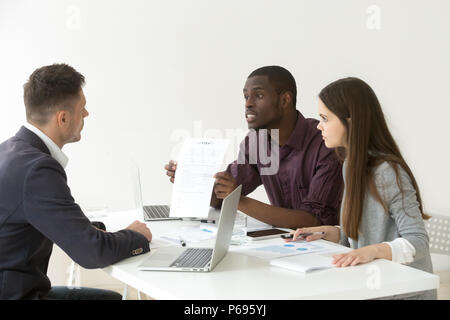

{"left": 383, "top": 238, "right": 416, "bottom": 264}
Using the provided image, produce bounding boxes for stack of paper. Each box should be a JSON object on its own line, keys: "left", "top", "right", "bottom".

{"left": 234, "top": 239, "right": 351, "bottom": 273}
{"left": 270, "top": 254, "right": 337, "bottom": 273}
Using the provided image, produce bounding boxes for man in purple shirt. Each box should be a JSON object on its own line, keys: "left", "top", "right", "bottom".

{"left": 166, "top": 66, "right": 343, "bottom": 229}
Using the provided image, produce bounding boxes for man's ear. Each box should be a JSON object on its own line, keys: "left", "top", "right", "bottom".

{"left": 280, "top": 91, "right": 293, "bottom": 110}
{"left": 56, "top": 110, "right": 69, "bottom": 128}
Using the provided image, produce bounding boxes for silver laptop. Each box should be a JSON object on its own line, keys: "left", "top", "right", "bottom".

{"left": 138, "top": 185, "right": 242, "bottom": 272}
{"left": 134, "top": 166, "right": 181, "bottom": 221}
{"left": 143, "top": 205, "right": 174, "bottom": 221}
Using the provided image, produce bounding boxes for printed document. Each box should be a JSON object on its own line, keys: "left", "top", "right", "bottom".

{"left": 170, "top": 138, "right": 229, "bottom": 218}
{"left": 234, "top": 239, "right": 345, "bottom": 260}
{"left": 158, "top": 225, "right": 217, "bottom": 245}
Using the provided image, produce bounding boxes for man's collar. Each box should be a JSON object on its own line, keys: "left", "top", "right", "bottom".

{"left": 284, "top": 110, "right": 308, "bottom": 151}
{"left": 22, "top": 123, "right": 69, "bottom": 169}
{"left": 15, "top": 126, "right": 50, "bottom": 155}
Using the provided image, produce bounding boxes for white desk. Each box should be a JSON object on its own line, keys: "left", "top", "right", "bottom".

{"left": 99, "top": 210, "right": 439, "bottom": 300}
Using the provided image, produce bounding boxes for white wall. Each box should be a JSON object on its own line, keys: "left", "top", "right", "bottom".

{"left": 1, "top": 0, "right": 449, "bottom": 218}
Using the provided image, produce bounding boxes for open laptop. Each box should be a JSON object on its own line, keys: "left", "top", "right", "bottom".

{"left": 137, "top": 185, "right": 242, "bottom": 272}
{"left": 134, "top": 167, "right": 181, "bottom": 221}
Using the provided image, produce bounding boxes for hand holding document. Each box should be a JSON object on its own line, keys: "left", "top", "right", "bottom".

{"left": 169, "top": 138, "right": 229, "bottom": 219}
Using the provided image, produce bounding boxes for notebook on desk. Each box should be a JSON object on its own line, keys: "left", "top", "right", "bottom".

{"left": 270, "top": 254, "right": 336, "bottom": 273}
{"left": 270, "top": 247, "right": 351, "bottom": 273}
{"left": 137, "top": 185, "right": 241, "bottom": 272}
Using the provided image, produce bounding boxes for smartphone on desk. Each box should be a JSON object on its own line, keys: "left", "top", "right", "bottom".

{"left": 246, "top": 228, "right": 290, "bottom": 241}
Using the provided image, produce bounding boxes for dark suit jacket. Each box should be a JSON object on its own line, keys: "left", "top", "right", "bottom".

{"left": 0, "top": 127, "right": 149, "bottom": 299}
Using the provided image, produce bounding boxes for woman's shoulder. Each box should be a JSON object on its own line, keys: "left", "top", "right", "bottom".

{"left": 373, "top": 160, "right": 393, "bottom": 176}
{"left": 372, "top": 160, "right": 412, "bottom": 190}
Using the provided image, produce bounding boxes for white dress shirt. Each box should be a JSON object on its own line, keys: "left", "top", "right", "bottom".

{"left": 24, "top": 122, "right": 69, "bottom": 169}
{"left": 383, "top": 238, "right": 416, "bottom": 264}
{"left": 335, "top": 225, "right": 416, "bottom": 264}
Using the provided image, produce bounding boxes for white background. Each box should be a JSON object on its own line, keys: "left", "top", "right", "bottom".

{"left": 1, "top": 0, "right": 449, "bottom": 218}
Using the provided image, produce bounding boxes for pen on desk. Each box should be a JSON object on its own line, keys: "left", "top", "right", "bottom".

{"left": 282, "top": 232, "right": 325, "bottom": 240}
{"left": 188, "top": 218, "right": 216, "bottom": 224}
{"left": 200, "top": 219, "right": 215, "bottom": 224}
{"left": 178, "top": 235, "right": 186, "bottom": 247}
{"left": 295, "top": 232, "right": 325, "bottom": 239}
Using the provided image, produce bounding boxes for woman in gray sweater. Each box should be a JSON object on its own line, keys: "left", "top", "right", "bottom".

{"left": 289, "top": 77, "right": 436, "bottom": 299}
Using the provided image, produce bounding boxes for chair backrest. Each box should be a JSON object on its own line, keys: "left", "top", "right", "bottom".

{"left": 424, "top": 214, "right": 450, "bottom": 255}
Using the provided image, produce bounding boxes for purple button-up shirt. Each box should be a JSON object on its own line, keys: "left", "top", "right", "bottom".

{"left": 226, "top": 111, "right": 343, "bottom": 225}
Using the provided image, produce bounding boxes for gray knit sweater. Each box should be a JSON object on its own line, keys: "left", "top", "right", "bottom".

{"left": 339, "top": 161, "right": 437, "bottom": 300}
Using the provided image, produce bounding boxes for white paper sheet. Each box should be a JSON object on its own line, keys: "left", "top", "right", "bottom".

{"left": 234, "top": 240, "right": 345, "bottom": 260}
{"left": 270, "top": 254, "right": 337, "bottom": 273}
{"left": 157, "top": 226, "right": 216, "bottom": 246}
{"left": 170, "top": 138, "right": 229, "bottom": 218}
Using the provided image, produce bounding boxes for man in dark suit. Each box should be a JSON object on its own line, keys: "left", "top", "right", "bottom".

{"left": 0, "top": 64, "right": 152, "bottom": 300}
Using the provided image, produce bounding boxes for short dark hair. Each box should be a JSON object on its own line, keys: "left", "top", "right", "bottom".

{"left": 23, "top": 63, "right": 85, "bottom": 125}
{"left": 248, "top": 66, "right": 297, "bottom": 108}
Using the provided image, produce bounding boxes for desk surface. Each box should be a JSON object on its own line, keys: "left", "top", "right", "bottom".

{"left": 99, "top": 210, "right": 439, "bottom": 300}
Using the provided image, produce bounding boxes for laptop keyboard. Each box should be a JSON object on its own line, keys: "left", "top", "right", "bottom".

{"left": 143, "top": 205, "right": 170, "bottom": 219}
{"left": 170, "top": 248, "right": 213, "bottom": 269}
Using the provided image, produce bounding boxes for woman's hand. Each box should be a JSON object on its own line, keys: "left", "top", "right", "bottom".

{"left": 286, "top": 225, "right": 340, "bottom": 243}
{"left": 332, "top": 243, "right": 391, "bottom": 267}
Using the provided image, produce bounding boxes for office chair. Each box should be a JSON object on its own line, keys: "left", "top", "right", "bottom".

{"left": 425, "top": 214, "right": 450, "bottom": 256}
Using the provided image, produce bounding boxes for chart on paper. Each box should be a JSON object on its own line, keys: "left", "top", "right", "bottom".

{"left": 234, "top": 241, "right": 342, "bottom": 260}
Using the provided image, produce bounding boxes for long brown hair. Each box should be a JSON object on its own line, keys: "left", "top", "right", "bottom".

{"left": 319, "top": 77, "right": 430, "bottom": 240}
